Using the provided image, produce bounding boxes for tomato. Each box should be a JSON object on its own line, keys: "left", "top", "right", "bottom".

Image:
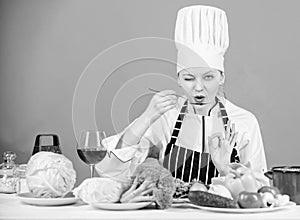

{"left": 258, "top": 186, "right": 280, "bottom": 196}
{"left": 189, "top": 182, "right": 207, "bottom": 192}
{"left": 238, "top": 191, "right": 263, "bottom": 208}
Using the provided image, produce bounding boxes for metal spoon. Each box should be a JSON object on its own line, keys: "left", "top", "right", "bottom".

{"left": 147, "top": 88, "right": 185, "bottom": 98}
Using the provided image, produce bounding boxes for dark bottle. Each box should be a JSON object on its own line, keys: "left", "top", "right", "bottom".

{"left": 32, "top": 134, "right": 62, "bottom": 155}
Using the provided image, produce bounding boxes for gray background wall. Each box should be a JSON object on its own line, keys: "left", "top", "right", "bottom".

{"left": 0, "top": 0, "right": 299, "bottom": 185}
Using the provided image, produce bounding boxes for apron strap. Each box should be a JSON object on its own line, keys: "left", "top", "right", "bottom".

{"left": 201, "top": 116, "right": 205, "bottom": 152}
{"left": 168, "top": 100, "right": 188, "bottom": 145}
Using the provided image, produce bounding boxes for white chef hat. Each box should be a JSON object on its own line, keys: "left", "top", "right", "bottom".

{"left": 175, "top": 5, "right": 229, "bottom": 73}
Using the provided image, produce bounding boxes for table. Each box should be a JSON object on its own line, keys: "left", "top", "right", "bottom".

{"left": 0, "top": 194, "right": 299, "bottom": 220}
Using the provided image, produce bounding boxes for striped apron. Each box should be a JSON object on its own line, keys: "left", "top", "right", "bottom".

{"left": 163, "top": 98, "right": 240, "bottom": 184}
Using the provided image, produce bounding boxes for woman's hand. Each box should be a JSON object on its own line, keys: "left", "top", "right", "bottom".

{"left": 120, "top": 177, "right": 155, "bottom": 203}
{"left": 116, "top": 90, "right": 178, "bottom": 148}
{"left": 141, "top": 90, "right": 178, "bottom": 125}
{"left": 208, "top": 121, "right": 249, "bottom": 175}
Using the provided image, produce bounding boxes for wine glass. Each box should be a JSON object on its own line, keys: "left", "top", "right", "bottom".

{"left": 77, "top": 130, "right": 107, "bottom": 178}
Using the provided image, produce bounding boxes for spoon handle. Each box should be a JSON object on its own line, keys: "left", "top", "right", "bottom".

{"left": 147, "top": 88, "right": 185, "bottom": 98}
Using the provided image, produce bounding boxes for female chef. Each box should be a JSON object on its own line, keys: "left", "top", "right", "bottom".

{"left": 96, "top": 5, "right": 269, "bottom": 188}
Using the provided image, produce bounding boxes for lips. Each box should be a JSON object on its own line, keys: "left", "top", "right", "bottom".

{"left": 194, "top": 95, "right": 206, "bottom": 103}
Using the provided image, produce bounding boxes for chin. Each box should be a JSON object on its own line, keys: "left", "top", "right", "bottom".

{"left": 194, "top": 104, "right": 210, "bottom": 112}
{"left": 193, "top": 104, "right": 206, "bottom": 108}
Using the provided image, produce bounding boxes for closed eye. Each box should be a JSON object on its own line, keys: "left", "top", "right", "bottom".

{"left": 184, "top": 78, "right": 194, "bottom": 81}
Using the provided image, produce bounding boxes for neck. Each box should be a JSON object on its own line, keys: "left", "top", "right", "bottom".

{"left": 191, "top": 99, "right": 218, "bottom": 115}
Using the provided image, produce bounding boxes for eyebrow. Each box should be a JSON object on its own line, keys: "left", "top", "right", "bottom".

{"left": 183, "top": 70, "right": 217, "bottom": 76}
{"left": 182, "top": 73, "right": 195, "bottom": 77}
{"left": 203, "top": 70, "right": 218, "bottom": 75}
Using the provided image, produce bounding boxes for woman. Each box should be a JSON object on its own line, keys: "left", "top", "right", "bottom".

{"left": 96, "top": 5, "right": 268, "bottom": 188}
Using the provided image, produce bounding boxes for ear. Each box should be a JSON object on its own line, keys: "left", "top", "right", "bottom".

{"left": 219, "top": 71, "right": 225, "bottom": 85}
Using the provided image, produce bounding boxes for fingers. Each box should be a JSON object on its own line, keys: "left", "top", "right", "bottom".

{"left": 209, "top": 132, "right": 223, "bottom": 142}
{"left": 207, "top": 133, "right": 221, "bottom": 152}
{"left": 220, "top": 137, "right": 233, "bottom": 154}
{"left": 154, "top": 94, "right": 177, "bottom": 103}
{"left": 155, "top": 90, "right": 178, "bottom": 102}
{"left": 224, "top": 121, "right": 239, "bottom": 149}
{"left": 225, "top": 121, "right": 235, "bottom": 141}
{"left": 229, "top": 162, "right": 242, "bottom": 170}
{"left": 226, "top": 124, "right": 249, "bottom": 152}
{"left": 225, "top": 120, "right": 235, "bottom": 140}
{"left": 208, "top": 132, "right": 223, "bottom": 152}
{"left": 229, "top": 131, "right": 238, "bottom": 147}
{"left": 152, "top": 92, "right": 178, "bottom": 111}
{"left": 146, "top": 90, "right": 180, "bottom": 120}
{"left": 158, "top": 99, "right": 178, "bottom": 108}
{"left": 225, "top": 120, "right": 231, "bottom": 140}
{"left": 162, "top": 104, "right": 177, "bottom": 113}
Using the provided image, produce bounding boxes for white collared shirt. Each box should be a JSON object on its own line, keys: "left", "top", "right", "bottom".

{"left": 96, "top": 98, "right": 269, "bottom": 186}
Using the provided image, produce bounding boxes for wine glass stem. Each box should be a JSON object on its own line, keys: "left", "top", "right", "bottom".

{"left": 90, "top": 164, "right": 95, "bottom": 178}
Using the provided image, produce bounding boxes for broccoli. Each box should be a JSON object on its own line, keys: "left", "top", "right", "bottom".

{"left": 122, "top": 158, "right": 175, "bottom": 209}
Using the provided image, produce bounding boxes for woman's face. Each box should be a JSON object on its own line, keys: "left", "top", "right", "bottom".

{"left": 178, "top": 67, "right": 224, "bottom": 114}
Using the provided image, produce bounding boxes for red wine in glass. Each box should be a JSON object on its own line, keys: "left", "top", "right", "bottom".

{"left": 77, "top": 131, "right": 107, "bottom": 177}
{"left": 77, "top": 149, "right": 107, "bottom": 165}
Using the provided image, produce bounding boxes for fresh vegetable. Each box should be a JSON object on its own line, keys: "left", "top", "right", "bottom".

{"left": 274, "top": 194, "right": 290, "bottom": 207}
{"left": 238, "top": 191, "right": 263, "bottom": 208}
{"left": 188, "top": 190, "right": 238, "bottom": 208}
{"left": 189, "top": 182, "right": 207, "bottom": 192}
{"left": 211, "top": 176, "right": 226, "bottom": 185}
{"left": 236, "top": 186, "right": 290, "bottom": 209}
{"left": 258, "top": 186, "right": 280, "bottom": 196}
{"left": 73, "top": 178, "right": 128, "bottom": 204}
{"left": 122, "top": 158, "right": 175, "bottom": 209}
{"left": 261, "top": 192, "right": 276, "bottom": 208}
{"left": 208, "top": 184, "right": 232, "bottom": 199}
{"left": 174, "top": 179, "right": 194, "bottom": 198}
{"left": 26, "top": 152, "right": 76, "bottom": 198}
{"left": 224, "top": 164, "right": 259, "bottom": 200}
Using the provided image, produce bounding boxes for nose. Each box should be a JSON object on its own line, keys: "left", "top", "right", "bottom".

{"left": 194, "top": 79, "right": 204, "bottom": 91}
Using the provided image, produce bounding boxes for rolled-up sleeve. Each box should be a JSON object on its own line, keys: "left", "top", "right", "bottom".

{"left": 95, "top": 113, "right": 173, "bottom": 181}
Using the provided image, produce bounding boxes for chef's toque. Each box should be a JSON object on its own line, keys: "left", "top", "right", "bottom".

{"left": 175, "top": 5, "right": 229, "bottom": 73}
